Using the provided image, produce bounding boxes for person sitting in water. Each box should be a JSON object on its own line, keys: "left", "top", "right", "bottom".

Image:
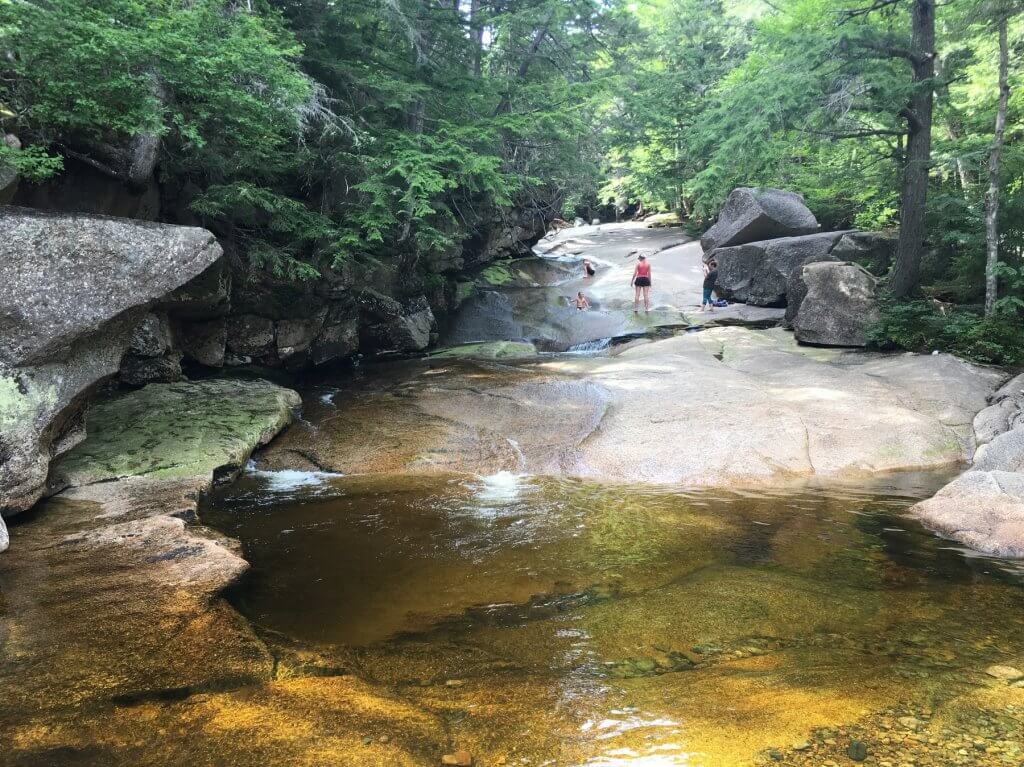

{"left": 574, "top": 291, "right": 591, "bottom": 311}
{"left": 631, "top": 254, "right": 652, "bottom": 313}
{"left": 701, "top": 259, "right": 718, "bottom": 312}
{"left": 583, "top": 259, "right": 596, "bottom": 278}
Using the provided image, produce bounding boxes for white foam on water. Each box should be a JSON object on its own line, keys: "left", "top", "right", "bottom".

{"left": 469, "top": 470, "right": 534, "bottom": 504}
{"left": 244, "top": 461, "right": 344, "bottom": 493}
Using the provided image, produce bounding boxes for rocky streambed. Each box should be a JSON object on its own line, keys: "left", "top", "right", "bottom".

{"left": 2, "top": 217, "right": 1024, "bottom": 766}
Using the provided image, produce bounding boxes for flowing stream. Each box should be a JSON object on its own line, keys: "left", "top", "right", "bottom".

{"left": 194, "top": 223, "right": 1024, "bottom": 765}
{"left": 203, "top": 466, "right": 1024, "bottom": 765}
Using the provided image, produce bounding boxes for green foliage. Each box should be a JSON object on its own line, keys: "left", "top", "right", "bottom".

{"left": 869, "top": 299, "right": 1024, "bottom": 365}
{"left": 0, "top": 143, "right": 62, "bottom": 181}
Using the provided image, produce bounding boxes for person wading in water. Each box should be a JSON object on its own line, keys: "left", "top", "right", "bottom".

{"left": 632, "top": 254, "right": 652, "bottom": 313}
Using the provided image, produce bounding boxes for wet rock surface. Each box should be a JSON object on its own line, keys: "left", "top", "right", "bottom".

{"left": 0, "top": 376, "right": 310, "bottom": 763}
{"left": 1, "top": 221, "right": 1021, "bottom": 767}
{"left": 260, "top": 327, "right": 1001, "bottom": 486}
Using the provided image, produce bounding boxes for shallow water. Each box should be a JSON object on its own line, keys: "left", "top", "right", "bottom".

{"left": 204, "top": 468, "right": 1024, "bottom": 765}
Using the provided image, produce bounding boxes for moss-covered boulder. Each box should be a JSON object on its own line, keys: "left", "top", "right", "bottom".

{"left": 430, "top": 341, "right": 539, "bottom": 360}
{"left": 50, "top": 379, "right": 300, "bottom": 491}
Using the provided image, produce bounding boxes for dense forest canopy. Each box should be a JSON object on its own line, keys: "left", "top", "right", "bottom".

{"left": 0, "top": 0, "right": 1021, "bottom": 360}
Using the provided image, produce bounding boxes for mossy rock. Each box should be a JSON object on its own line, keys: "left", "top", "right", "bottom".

{"left": 430, "top": 341, "right": 539, "bottom": 360}
{"left": 478, "top": 261, "right": 516, "bottom": 287}
{"left": 51, "top": 379, "right": 301, "bottom": 488}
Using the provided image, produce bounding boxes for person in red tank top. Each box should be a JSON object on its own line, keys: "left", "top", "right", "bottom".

{"left": 631, "top": 254, "right": 652, "bottom": 313}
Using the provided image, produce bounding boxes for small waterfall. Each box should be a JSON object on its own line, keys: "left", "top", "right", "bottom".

{"left": 566, "top": 338, "right": 612, "bottom": 355}
{"left": 506, "top": 437, "right": 527, "bottom": 472}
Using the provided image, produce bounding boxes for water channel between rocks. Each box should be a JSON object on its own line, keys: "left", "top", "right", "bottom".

{"left": 202, "top": 462, "right": 1024, "bottom": 766}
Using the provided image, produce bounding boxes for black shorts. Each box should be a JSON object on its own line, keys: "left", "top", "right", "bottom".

{"left": 634, "top": 276, "right": 651, "bottom": 287}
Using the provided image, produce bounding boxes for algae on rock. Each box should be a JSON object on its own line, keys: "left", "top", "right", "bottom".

{"left": 50, "top": 379, "right": 301, "bottom": 491}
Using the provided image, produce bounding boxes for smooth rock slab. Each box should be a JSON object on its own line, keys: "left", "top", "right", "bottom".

{"left": 50, "top": 379, "right": 301, "bottom": 492}
{"left": 912, "top": 470, "right": 1024, "bottom": 558}
{"left": 259, "top": 328, "right": 1002, "bottom": 487}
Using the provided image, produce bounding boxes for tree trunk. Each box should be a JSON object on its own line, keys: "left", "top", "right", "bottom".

{"left": 889, "top": 0, "right": 935, "bottom": 298}
{"left": 470, "top": 0, "right": 484, "bottom": 77}
{"left": 493, "top": 6, "right": 556, "bottom": 116}
{"left": 984, "top": 17, "right": 1009, "bottom": 317}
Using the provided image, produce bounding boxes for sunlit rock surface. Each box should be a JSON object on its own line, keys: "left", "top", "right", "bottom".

{"left": 259, "top": 327, "right": 1002, "bottom": 486}
{"left": 913, "top": 373, "right": 1024, "bottom": 558}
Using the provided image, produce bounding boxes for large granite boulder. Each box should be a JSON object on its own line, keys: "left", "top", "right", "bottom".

{"left": 793, "top": 262, "right": 879, "bottom": 347}
{"left": 0, "top": 206, "right": 222, "bottom": 517}
{"left": 785, "top": 232, "right": 896, "bottom": 325}
{"left": 359, "top": 291, "right": 436, "bottom": 352}
{"left": 700, "top": 188, "right": 819, "bottom": 253}
{"left": 711, "top": 231, "right": 848, "bottom": 306}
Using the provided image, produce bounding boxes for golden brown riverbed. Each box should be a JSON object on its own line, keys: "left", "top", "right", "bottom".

{"left": 195, "top": 470, "right": 1024, "bottom": 766}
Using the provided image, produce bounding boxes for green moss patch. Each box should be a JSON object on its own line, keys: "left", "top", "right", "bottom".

{"left": 52, "top": 379, "right": 301, "bottom": 488}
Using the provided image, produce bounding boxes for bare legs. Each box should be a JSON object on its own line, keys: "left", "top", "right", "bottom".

{"left": 634, "top": 285, "right": 651, "bottom": 313}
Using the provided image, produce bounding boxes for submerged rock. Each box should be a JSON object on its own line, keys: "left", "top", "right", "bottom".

{"left": 0, "top": 206, "right": 222, "bottom": 517}
{"left": 700, "top": 187, "right": 819, "bottom": 253}
{"left": 793, "top": 262, "right": 879, "bottom": 347}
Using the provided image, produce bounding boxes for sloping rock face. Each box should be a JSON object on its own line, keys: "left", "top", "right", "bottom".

{"left": 793, "top": 262, "right": 880, "bottom": 347}
{"left": 913, "top": 373, "right": 1024, "bottom": 558}
{"left": 258, "top": 328, "right": 1002, "bottom": 487}
{"left": 0, "top": 206, "right": 222, "bottom": 519}
{"left": 700, "top": 188, "right": 819, "bottom": 253}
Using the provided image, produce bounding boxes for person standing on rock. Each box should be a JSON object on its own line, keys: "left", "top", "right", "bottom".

{"left": 632, "top": 254, "right": 652, "bottom": 313}
{"left": 701, "top": 259, "right": 718, "bottom": 312}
